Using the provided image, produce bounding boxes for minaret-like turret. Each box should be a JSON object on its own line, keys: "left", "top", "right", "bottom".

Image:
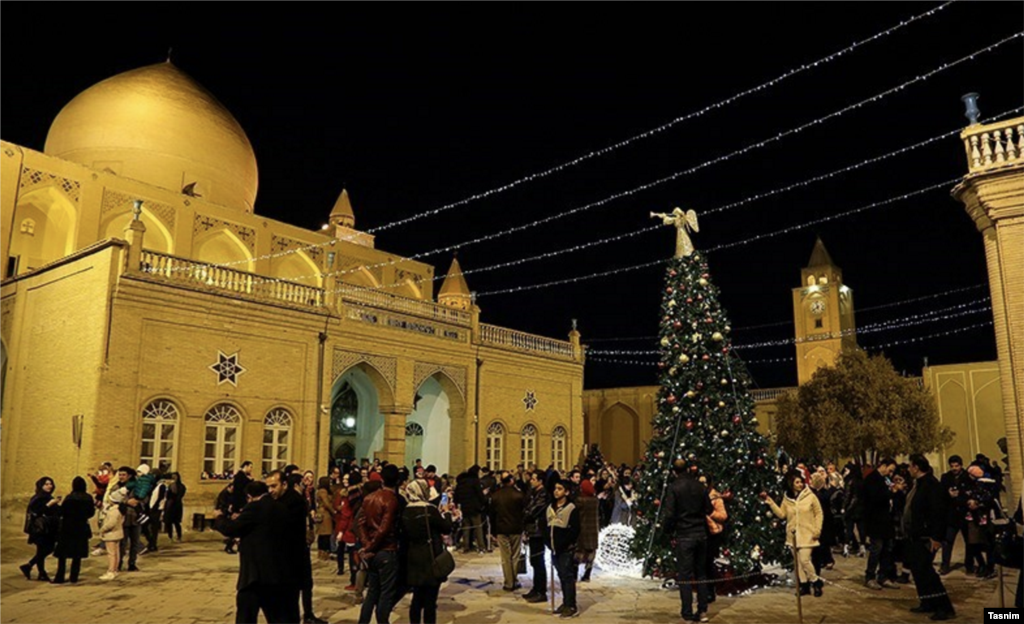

{"left": 438, "top": 256, "right": 472, "bottom": 311}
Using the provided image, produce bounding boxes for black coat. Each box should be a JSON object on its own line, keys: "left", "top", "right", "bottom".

{"left": 814, "top": 488, "right": 837, "bottom": 547}
{"left": 215, "top": 495, "right": 291, "bottom": 590}
{"left": 26, "top": 494, "right": 60, "bottom": 546}
{"left": 402, "top": 505, "right": 453, "bottom": 587}
{"left": 662, "top": 475, "right": 712, "bottom": 539}
{"left": 231, "top": 472, "right": 253, "bottom": 512}
{"left": 863, "top": 470, "right": 895, "bottom": 539}
{"left": 54, "top": 492, "right": 95, "bottom": 558}
{"left": 164, "top": 481, "right": 187, "bottom": 524}
{"left": 279, "top": 487, "right": 313, "bottom": 582}
{"left": 455, "top": 476, "right": 486, "bottom": 516}
{"left": 489, "top": 486, "right": 525, "bottom": 536}
{"left": 907, "top": 473, "right": 948, "bottom": 542}
{"left": 524, "top": 485, "right": 550, "bottom": 538}
{"left": 939, "top": 469, "right": 970, "bottom": 526}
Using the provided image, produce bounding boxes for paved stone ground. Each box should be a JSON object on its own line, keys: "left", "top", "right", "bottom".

{"left": 1, "top": 522, "right": 1017, "bottom": 624}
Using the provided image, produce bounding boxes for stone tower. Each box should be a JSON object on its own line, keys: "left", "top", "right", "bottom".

{"left": 793, "top": 237, "right": 856, "bottom": 385}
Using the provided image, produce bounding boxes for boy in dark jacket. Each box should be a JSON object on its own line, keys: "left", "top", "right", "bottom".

{"left": 545, "top": 480, "right": 581, "bottom": 618}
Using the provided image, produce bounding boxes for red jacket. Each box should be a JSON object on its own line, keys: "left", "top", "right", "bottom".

{"left": 334, "top": 489, "right": 362, "bottom": 545}
{"left": 358, "top": 488, "right": 401, "bottom": 553}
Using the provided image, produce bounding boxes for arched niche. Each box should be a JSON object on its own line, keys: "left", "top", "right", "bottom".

{"left": 102, "top": 208, "right": 174, "bottom": 254}
{"left": 8, "top": 186, "right": 79, "bottom": 274}
{"left": 270, "top": 250, "right": 322, "bottom": 288}
{"left": 193, "top": 228, "right": 253, "bottom": 272}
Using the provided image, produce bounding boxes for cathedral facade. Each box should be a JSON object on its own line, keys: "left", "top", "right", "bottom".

{"left": 0, "top": 62, "right": 584, "bottom": 507}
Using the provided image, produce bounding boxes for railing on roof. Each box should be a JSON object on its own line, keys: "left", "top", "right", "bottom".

{"left": 479, "top": 323, "right": 576, "bottom": 361}
{"left": 962, "top": 117, "right": 1024, "bottom": 174}
{"left": 341, "top": 287, "right": 471, "bottom": 327}
{"left": 750, "top": 387, "right": 795, "bottom": 402}
{"left": 139, "top": 250, "right": 324, "bottom": 308}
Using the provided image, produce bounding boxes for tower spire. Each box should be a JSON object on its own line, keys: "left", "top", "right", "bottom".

{"left": 438, "top": 256, "right": 472, "bottom": 311}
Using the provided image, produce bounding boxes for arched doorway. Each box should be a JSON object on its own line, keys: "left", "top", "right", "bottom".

{"left": 600, "top": 403, "right": 640, "bottom": 466}
{"left": 407, "top": 375, "right": 455, "bottom": 474}
{"left": 330, "top": 365, "right": 388, "bottom": 465}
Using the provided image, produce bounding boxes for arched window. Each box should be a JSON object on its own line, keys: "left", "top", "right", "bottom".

{"left": 262, "top": 408, "right": 293, "bottom": 476}
{"left": 405, "top": 422, "right": 424, "bottom": 437}
{"left": 141, "top": 399, "right": 179, "bottom": 473}
{"left": 486, "top": 422, "right": 505, "bottom": 471}
{"left": 520, "top": 424, "right": 537, "bottom": 467}
{"left": 20, "top": 218, "right": 35, "bottom": 235}
{"left": 204, "top": 403, "right": 242, "bottom": 478}
{"left": 551, "top": 426, "right": 567, "bottom": 472}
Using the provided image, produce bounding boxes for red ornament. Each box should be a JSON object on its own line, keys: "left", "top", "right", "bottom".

{"left": 706, "top": 317, "right": 713, "bottom": 323}
{"left": 686, "top": 298, "right": 693, "bottom": 304}
{"left": 666, "top": 287, "right": 674, "bottom": 294}
{"left": 756, "top": 458, "right": 765, "bottom": 467}
{"left": 658, "top": 362, "right": 666, "bottom": 369}
{"left": 673, "top": 320, "right": 682, "bottom": 329}
{"left": 723, "top": 548, "right": 731, "bottom": 557}
{"left": 654, "top": 499, "right": 661, "bottom": 507}
{"left": 667, "top": 394, "right": 677, "bottom": 405}
{"left": 732, "top": 415, "right": 742, "bottom": 425}
{"left": 696, "top": 382, "right": 704, "bottom": 390}
{"left": 702, "top": 354, "right": 710, "bottom": 361}
{"left": 669, "top": 270, "right": 677, "bottom": 277}
{"left": 685, "top": 420, "right": 694, "bottom": 430}
{"left": 701, "top": 273, "right": 709, "bottom": 279}
{"left": 697, "top": 295, "right": 704, "bottom": 301}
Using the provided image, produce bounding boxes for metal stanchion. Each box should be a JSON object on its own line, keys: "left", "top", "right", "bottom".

{"left": 998, "top": 564, "right": 1005, "bottom": 608}
{"left": 550, "top": 550, "right": 556, "bottom": 614}
{"left": 792, "top": 546, "right": 804, "bottom": 624}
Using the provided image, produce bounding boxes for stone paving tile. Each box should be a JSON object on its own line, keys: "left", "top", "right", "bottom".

{"left": 1, "top": 522, "right": 1017, "bottom": 623}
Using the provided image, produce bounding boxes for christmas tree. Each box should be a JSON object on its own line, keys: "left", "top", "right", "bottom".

{"left": 629, "top": 209, "right": 785, "bottom": 578}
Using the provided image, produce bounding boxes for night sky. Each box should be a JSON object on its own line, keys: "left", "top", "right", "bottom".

{"left": 3, "top": 3, "right": 1021, "bottom": 389}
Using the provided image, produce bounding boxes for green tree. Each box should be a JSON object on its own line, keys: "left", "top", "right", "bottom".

{"left": 775, "top": 350, "right": 953, "bottom": 464}
{"left": 629, "top": 251, "right": 785, "bottom": 576}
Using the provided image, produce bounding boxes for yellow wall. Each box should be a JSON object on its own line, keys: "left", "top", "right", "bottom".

{"left": 923, "top": 361, "right": 1006, "bottom": 470}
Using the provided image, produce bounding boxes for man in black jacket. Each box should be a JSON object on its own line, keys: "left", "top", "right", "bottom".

{"left": 863, "top": 458, "right": 898, "bottom": 589}
{"left": 662, "top": 461, "right": 713, "bottom": 623}
{"left": 214, "top": 481, "right": 290, "bottom": 624}
{"left": 938, "top": 455, "right": 970, "bottom": 575}
{"left": 456, "top": 466, "right": 487, "bottom": 553}
{"left": 905, "top": 455, "right": 955, "bottom": 621}
{"left": 491, "top": 473, "right": 526, "bottom": 591}
{"left": 268, "top": 471, "right": 327, "bottom": 624}
{"left": 522, "top": 470, "right": 550, "bottom": 604}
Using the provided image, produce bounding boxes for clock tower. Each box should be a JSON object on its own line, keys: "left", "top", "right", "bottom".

{"left": 793, "top": 237, "right": 856, "bottom": 384}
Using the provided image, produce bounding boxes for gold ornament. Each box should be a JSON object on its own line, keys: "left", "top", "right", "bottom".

{"left": 679, "top": 354, "right": 690, "bottom": 363}
{"left": 668, "top": 299, "right": 677, "bottom": 308}
{"left": 685, "top": 390, "right": 696, "bottom": 398}
{"left": 718, "top": 401, "right": 726, "bottom": 408}
{"left": 712, "top": 332, "right": 724, "bottom": 342}
{"left": 669, "top": 367, "right": 678, "bottom": 376}
{"left": 650, "top": 207, "right": 700, "bottom": 258}
{"left": 698, "top": 278, "right": 708, "bottom": 286}
{"left": 692, "top": 333, "right": 701, "bottom": 342}
{"left": 660, "top": 337, "right": 671, "bottom": 347}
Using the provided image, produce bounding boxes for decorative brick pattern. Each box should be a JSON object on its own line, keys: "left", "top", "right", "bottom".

{"left": 19, "top": 168, "right": 81, "bottom": 203}
{"left": 101, "top": 189, "right": 177, "bottom": 229}
{"left": 193, "top": 214, "right": 257, "bottom": 252}
{"left": 331, "top": 348, "right": 397, "bottom": 396}
{"left": 271, "top": 234, "right": 324, "bottom": 268}
{"left": 413, "top": 361, "right": 467, "bottom": 398}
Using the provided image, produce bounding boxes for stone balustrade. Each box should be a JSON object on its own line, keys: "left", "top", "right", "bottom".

{"left": 962, "top": 118, "right": 1024, "bottom": 173}
{"left": 139, "top": 250, "right": 324, "bottom": 308}
{"left": 479, "top": 323, "right": 577, "bottom": 361}
{"left": 749, "top": 387, "right": 794, "bottom": 402}
{"left": 340, "top": 287, "right": 471, "bottom": 327}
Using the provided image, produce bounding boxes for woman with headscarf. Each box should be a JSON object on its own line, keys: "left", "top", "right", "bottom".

{"left": 610, "top": 476, "right": 636, "bottom": 526}
{"left": 402, "top": 478, "right": 454, "bottom": 624}
{"left": 52, "top": 476, "right": 96, "bottom": 583}
{"left": 315, "top": 476, "right": 337, "bottom": 561}
{"left": 163, "top": 472, "right": 187, "bottom": 542}
{"left": 98, "top": 485, "right": 127, "bottom": 581}
{"left": 20, "top": 476, "right": 61, "bottom": 581}
{"left": 762, "top": 470, "right": 824, "bottom": 597}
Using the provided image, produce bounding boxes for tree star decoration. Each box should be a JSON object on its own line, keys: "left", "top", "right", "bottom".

{"left": 595, "top": 524, "right": 644, "bottom": 577}
{"left": 523, "top": 390, "right": 538, "bottom": 411}
{"left": 650, "top": 207, "right": 700, "bottom": 258}
{"left": 210, "top": 351, "right": 246, "bottom": 386}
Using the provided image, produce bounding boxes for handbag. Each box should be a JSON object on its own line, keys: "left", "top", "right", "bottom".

{"left": 424, "top": 508, "right": 456, "bottom": 582}
{"left": 518, "top": 541, "right": 528, "bottom": 574}
{"left": 992, "top": 524, "right": 1023, "bottom": 569}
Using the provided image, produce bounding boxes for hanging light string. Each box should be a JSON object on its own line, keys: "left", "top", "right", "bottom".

{"left": 306, "top": 102, "right": 1019, "bottom": 296}
{"left": 865, "top": 320, "right": 993, "bottom": 350}
{"left": 479, "top": 176, "right": 959, "bottom": 297}
{"left": 588, "top": 319, "right": 994, "bottom": 367}
{"left": 156, "top": 30, "right": 1018, "bottom": 278}
{"left": 369, "top": 1, "right": 957, "bottom": 235}
{"left": 588, "top": 297, "right": 992, "bottom": 355}
{"left": 585, "top": 283, "right": 989, "bottom": 343}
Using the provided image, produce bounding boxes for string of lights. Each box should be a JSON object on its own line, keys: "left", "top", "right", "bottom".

{"left": 865, "top": 320, "right": 993, "bottom": 350}
{"left": 479, "top": 177, "right": 959, "bottom": 297}
{"left": 588, "top": 298, "right": 992, "bottom": 355}
{"left": 155, "top": 29, "right": 1018, "bottom": 277}
{"left": 367, "top": 1, "right": 957, "bottom": 234}
{"left": 318, "top": 103, "right": 1020, "bottom": 297}
{"left": 585, "top": 283, "right": 989, "bottom": 342}
{"left": 587, "top": 355, "right": 796, "bottom": 367}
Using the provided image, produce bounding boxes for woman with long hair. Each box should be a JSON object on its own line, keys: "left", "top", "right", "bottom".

{"left": 762, "top": 470, "right": 825, "bottom": 597}
{"left": 315, "top": 476, "right": 337, "bottom": 561}
{"left": 98, "top": 486, "right": 127, "bottom": 581}
{"left": 402, "top": 479, "right": 454, "bottom": 624}
{"left": 163, "top": 472, "right": 187, "bottom": 542}
{"left": 20, "top": 476, "right": 61, "bottom": 581}
{"left": 53, "top": 476, "right": 96, "bottom": 583}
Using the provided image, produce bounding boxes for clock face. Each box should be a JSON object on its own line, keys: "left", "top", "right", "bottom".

{"left": 810, "top": 300, "right": 826, "bottom": 315}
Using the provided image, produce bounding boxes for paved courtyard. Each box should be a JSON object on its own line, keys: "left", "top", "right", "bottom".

{"left": 0, "top": 521, "right": 1016, "bottom": 624}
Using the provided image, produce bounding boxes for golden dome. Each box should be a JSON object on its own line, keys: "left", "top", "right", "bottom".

{"left": 44, "top": 62, "right": 258, "bottom": 213}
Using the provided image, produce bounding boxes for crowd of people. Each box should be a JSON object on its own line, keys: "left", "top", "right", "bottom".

{"left": 18, "top": 450, "right": 1022, "bottom": 624}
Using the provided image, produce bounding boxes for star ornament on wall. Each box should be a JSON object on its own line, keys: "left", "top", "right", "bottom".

{"left": 523, "top": 390, "right": 538, "bottom": 411}
{"left": 210, "top": 351, "right": 246, "bottom": 387}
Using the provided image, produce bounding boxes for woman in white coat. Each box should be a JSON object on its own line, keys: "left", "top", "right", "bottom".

{"left": 762, "top": 470, "right": 824, "bottom": 597}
